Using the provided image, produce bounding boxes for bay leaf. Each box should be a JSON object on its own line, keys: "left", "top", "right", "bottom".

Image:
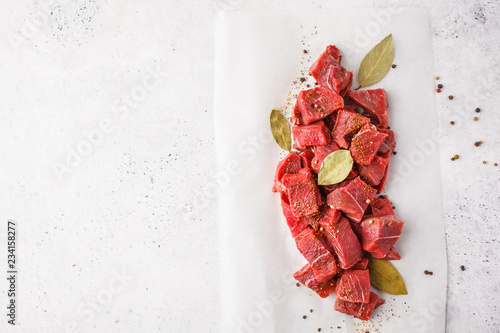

{"left": 317, "top": 149, "right": 353, "bottom": 185}
{"left": 357, "top": 34, "right": 394, "bottom": 89}
{"left": 270, "top": 108, "right": 291, "bottom": 151}
{"left": 368, "top": 256, "right": 408, "bottom": 295}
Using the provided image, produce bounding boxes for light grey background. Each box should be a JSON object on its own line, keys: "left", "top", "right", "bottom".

{"left": 0, "top": 0, "right": 498, "bottom": 332}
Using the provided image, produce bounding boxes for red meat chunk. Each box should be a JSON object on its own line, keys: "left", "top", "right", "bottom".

{"left": 299, "top": 147, "right": 315, "bottom": 169}
{"left": 335, "top": 269, "right": 371, "bottom": 303}
{"left": 339, "top": 71, "right": 353, "bottom": 97}
{"left": 348, "top": 89, "right": 389, "bottom": 129}
{"left": 272, "top": 152, "right": 302, "bottom": 193}
{"left": 291, "top": 102, "right": 302, "bottom": 125}
{"left": 310, "top": 206, "right": 342, "bottom": 231}
{"left": 335, "top": 292, "right": 385, "bottom": 321}
{"left": 369, "top": 198, "right": 395, "bottom": 217}
{"left": 280, "top": 193, "right": 309, "bottom": 237}
{"left": 320, "top": 216, "right": 362, "bottom": 269}
{"left": 294, "top": 227, "right": 339, "bottom": 282}
{"left": 294, "top": 263, "right": 337, "bottom": 298}
{"left": 311, "top": 143, "right": 339, "bottom": 173}
{"left": 358, "top": 155, "right": 390, "bottom": 186}
{"left": 324, "top": 112, "right": 337, "bottom": 129}
{"left": 350, "top": 124, "right": 388, "bottom": 165}
{"left": 375, "top": 163, "right": 390, "bottom": 194}
{"left": 282, "top": 168, "right": 322, "bottom": 217}
{"left": 377, "top": 128, "right": 396, "bottom": 155}
{"left": 360, "top": 216, "right": 404, "bottom": 258}
{"left": 382, "top": 246, "right": 401, "bottom": 260}
{"left": 296, "top": 87, "right": 344, "bottom": 125}
{"left": 332, "top": 109, "right": 370, "bottom": 149}
{"left": 349, "top": 219, "right": 363, "bottom": 239}
{"left": 326, "top": 177, "right": 377, "bottom": 223}
{"left": 342, "top": 104, "right": 357, "bottom": 113}
{"left": 293, "top": 121, "right": 332, "bottom": 149}
{"left": 350, "top": 257, "right": 369, "bottom": 270}
{"left": 309, "top": 45, "right": 352, "bottom": 95}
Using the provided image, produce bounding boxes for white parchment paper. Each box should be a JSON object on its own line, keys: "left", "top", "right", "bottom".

{"left": 215, "top": 9, "right": 447, "bottom": 333}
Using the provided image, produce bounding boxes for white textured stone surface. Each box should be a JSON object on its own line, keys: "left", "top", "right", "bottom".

{"left": 0, "top": 1, "right": 498, "bottom": 332}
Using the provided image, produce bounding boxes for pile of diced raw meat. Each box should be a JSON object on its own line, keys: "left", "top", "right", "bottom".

{"left": 273, "top": 45, "right": 405, "bottom": 321}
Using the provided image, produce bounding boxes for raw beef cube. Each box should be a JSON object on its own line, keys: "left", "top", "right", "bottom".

{"left": 349, "top": 219, "right": 363, "bottom": 239}
{"left": 382, "top": 246, "right": 401, "bottom": 260}
{"left": 339, "top": 71, "right": 353, "bottom": 97}
{"left": 375, "top": 163, "right": 390, "bottom": 194}
{"left": 296, "top": 87, "right": 344, "bottom": 125}
{"left": 311, "top": 143, "right": 339, "bottom": 173}
{"left": 282, "top": 168, "right": 322, "bottom": 217}
{"left": 358, "top": 155, "right": 390, "bottom": 186}
{"left": 335, "top": 292, "right": 385, "bottom": 321}
{"left": 294, "top": 227, "right": 339, "bottom": 282}
{"left": 332, "top": 109, "right": 370, "bottom": 149}
{"left": 342, "top": 104, "right": 358, "bottom": 113}
{"left": 360, "top": 216, "right": 404, "bottom": 258}
{"left": 272, "top": 152, "right": 302, "bottom": 193}
{"left": 291, "top": 102, "right": 302, "bottom": 125}
{"left": 320, "top": 216, "right": 362, "bottom": 269}
{"left": 293, "top": 121, "right": 332, "bottom": 149}
{"left": 369, "top": 198, "right": 395, "bottom": 217}
{"left": 309, "top": 45, "right": 352, "bottom": 95}
{"left": 324, "top": 112, "right": 337, "bottom": 129}
{"left": 350, "top": 124, "right": 388, "bottom": 165}
{"left": 280, "top": 193, "right": 309, "bottom": 237}
{"left": 348, "top": 89, "right": 389, "bottom": 129}
{"left": 377, "top": 128, "right": 396, "bottom": 155}
{"left": 294, "top": 263, "right": 337, "bottom": 298}
{"left": 335, "top": 269, "right": 371, "bottom": 303}
{"left": 327, "top": 177, "right": 377, "bottom": 222}
{"left": 350, "top": 257, "right": 369, "bottom": 270}
{"left": 309, "top": 206, "right": 341, "bottom": 231}
{"left": 346, "top": 166, "right": 359, "bottom": 180}
{"left": 299, "top": 147, "right": 316, "bottom": 169}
